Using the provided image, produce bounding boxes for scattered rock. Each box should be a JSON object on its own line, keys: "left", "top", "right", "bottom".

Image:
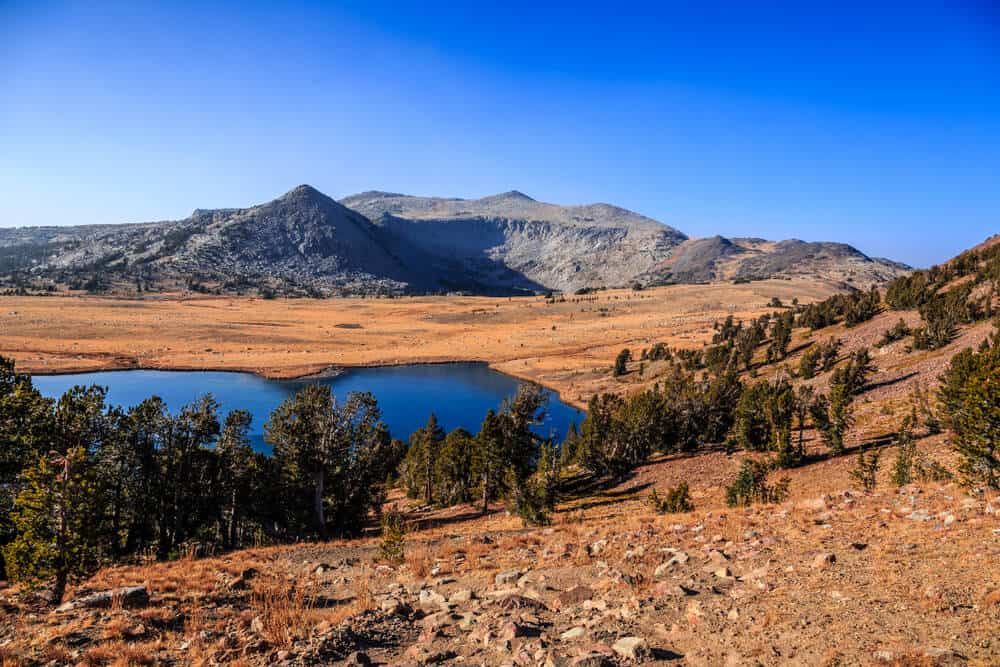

{"left": 561, "top": 626, "right": 587, "bottom": 641}
{"left": 558, "top": 585, "right": 595, "bottom": 606}
{"left": 500, "top": 621, "right": 540, "bottom": 640}
{"left": 448, "top": 589, "right": 475, "bottom": 603}
{"left": 612, "top": 636, "right": 651, "bottom": 662}
{"left": 57, "top": 585, "right": 149, "bottom": 612}
{"left": 652, "top": 583, "right": 691, "bottom": 598}
{"left": 495, "top": 570, "right": 523, "bottom": 586}
{"left": 588, "top": 539, "right": 608, "bottom": 556}
{"left": 418, "top": 589, "right": 446, "bottom": 609}
{"left": 812, "top": 552, "right": 836, "bottom": 569}
{"left": 344, "top": 651, "right": 371, "bottom": 666}
{"left": 495, "top": 594, "right": 547, "bottom": 611}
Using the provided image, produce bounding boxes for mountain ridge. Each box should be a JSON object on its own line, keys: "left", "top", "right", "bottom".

{"left": 0, "top": 185, "right": 909, "bottom": 296}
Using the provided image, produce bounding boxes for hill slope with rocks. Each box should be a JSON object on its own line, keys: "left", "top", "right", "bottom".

{"left": 0, "top": 185, "right": 909, "bottom": 296}
{"left": 1, "top": 238, "right": 998, "bottom": 666}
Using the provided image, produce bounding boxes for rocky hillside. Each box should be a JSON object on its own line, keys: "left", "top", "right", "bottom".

{"left": 0, "top": 185, "right": 909, "bottom": 296}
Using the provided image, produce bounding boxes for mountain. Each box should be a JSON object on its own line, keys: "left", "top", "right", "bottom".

{"left": 340, "top": 190, "right": 687, "bottom": 294}
{"left": 639, "top": 236, "right": 910, "bottom": 287}
{"left": 0, "top": 185, "right": 909, "bottom": 296}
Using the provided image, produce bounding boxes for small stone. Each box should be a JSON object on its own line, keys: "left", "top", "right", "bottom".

{"left": 381, "top": 598, "right": 409, "bottom": 615}
{"left": 418, "top": 589, "right": 446, "bottom": 608}
{"left": 501, "top": 621, "right": 540, "bottom": 640}
{"left": 560, "top": 626, "right": 586, "bottom": 641}
{"left": 495, "top": 569, "right": 523, "bottom": 586}
{"left": 612, "top": 636, "right": 650, "bottom": 662}
{"left": 449, "top": 589, "right": 475, "bottom": 603}
{"left": 812, "top": 552, "right": 836, "bottom": 569}
{"left": 668, "top": 551, "right": 689, "bottom": 566}
{"left": 652, "top": 582, "right": 690, "bottom": 598}
{"left": 457, "top": 612, "right": 478, "bottom": 631}
{"left": 344, "top": 651, "right": 371, "bottom": 666}
{"left": 558, "top": 585, "right": 594, "bottom": 607}
{"left": 588, "top": 539, "right": 608, "bottom": 556}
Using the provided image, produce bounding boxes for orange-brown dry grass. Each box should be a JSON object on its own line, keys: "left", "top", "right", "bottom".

{"left": 0, "top": 279, "right": 838, "bottom": 408}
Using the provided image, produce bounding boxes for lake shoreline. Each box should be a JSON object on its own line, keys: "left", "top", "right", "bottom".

{"left": 31, "top": 363, "right": 586, "bottom": 452}
{"left": 27, "top": 359, "right": 588, "bottom": 410}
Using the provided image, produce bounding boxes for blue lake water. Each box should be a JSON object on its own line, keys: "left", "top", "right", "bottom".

{"left": 32, "top": 363, "right": 583, "bottom": 453}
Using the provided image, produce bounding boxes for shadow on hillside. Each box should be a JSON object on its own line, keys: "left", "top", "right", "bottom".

{"left": 404, "top": 508, "right": 500, "bottom": 533}
{"left": 563, "top": 483, "right": 655, "bottom": 513}
{"left": 863, "top": 371, "right": 919, "bottom": 393}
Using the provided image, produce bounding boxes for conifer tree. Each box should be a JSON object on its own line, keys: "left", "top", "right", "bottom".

{"left": 4, "top": 448, "right": 102, "bottom": 603}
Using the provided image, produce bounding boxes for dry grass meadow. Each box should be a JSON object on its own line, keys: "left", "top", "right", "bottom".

{"left": 0, "top": 279, "right": 838, "bottom": 409}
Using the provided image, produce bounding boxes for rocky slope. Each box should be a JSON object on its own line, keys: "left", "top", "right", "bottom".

{"left": 0, "top": 185, "right": 909, "bottom": 296}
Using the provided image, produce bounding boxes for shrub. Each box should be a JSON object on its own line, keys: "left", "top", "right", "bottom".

{"left": 939, "top": 331, "right": 1000, "bottom": 488}
{"left": 891, "top": 415, "right": 916, "bottom": 487}
{"left": 799, "top": 346, "right": 820, "bottom": 379}
{"left": 379, "top": 507, "right": 406, "bottom": 564}
{"left": 851, "top": 448, "right": 881, "bottom": 492}
{"left": 876, "top": 318, "right": 912, "bottom": 348}
{"left": 649, "top": 483, "right": 694, "bottom": 514}
{"left": 725, "top": 460, "right": 790, "bottom": 507}
{"left": 613, "top": 348, "right": 631, "bottom": 377}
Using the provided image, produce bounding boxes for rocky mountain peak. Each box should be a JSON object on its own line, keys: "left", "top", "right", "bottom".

{"left": 276, "top": 184, "right": 333, "bottom": 207}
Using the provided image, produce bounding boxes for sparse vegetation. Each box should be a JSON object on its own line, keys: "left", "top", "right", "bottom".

{"left": 850, "top": 448, "right": 881, "bottom": 492}
{"left": 725, "top": 460, "right": 790, "bottom": 507}
{"left": 649, "top": 483, "right": 694, "bottom": 514}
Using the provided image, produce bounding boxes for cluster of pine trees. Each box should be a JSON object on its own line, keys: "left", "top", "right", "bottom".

{"left": 0, "top": 359, "right": 402, "bottom": 600}
{"left": 397, "top": 384, "right": 558, "bottom": 524}
{"left": 884, "top": 241, "right": 999, "bottom": 350}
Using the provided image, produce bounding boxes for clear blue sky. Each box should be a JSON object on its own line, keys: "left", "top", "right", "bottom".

{"left": 2, "top": 1, "right": 997, "bottom": 267}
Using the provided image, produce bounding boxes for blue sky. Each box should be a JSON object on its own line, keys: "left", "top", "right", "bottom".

{"left": 1, "top": 1, "right": 997, "bottom": 267}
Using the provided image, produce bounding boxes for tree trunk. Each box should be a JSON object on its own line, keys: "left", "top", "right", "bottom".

{"left": 51, "top": 567, "right": 68, "bottom": 606}
{"left": 228, "top": 488, "right": 239, "bottom": 549}
{"left": 481, "top": 463, "right": 489, "bottom": 515}
{"left": 313, "top": 470, "right": 327, "bottom": 540}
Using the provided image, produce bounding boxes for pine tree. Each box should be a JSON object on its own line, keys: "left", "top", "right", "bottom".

{"left": 3, "top": 448, "right": 102, "bottom": 603}
{"left": 216, "top": 410, "right": 255, "bottom": 549}
{"left": 891, "top": 413, "right": 917, "bottom": 487}
{"left": 266, "top": 385, "right": 334, "bottom": 539}
{"left": 476, "top": 409, "right": 505, "bottom": 514}
{"left": 435, "top": 428, "right": 476, "bottom": 506}
{"left": 613, "top": 348, "right": 631, "bottom": 377}
{"left": 412, "top": 414, "right": 445, "bottom": 505}
{"left": 850, "top": 448, "right": 880, "bottom": 492}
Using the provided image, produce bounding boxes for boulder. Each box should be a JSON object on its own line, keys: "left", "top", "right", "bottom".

{"left": 57, "top": 585, "right": 149, "bottom": 612}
